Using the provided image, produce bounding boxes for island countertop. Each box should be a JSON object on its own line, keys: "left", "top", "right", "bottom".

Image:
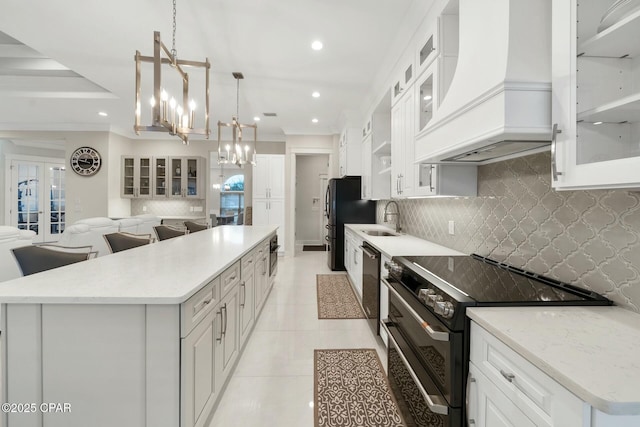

{"left": 0, "top": 225, "right": 277, "bottom": 305}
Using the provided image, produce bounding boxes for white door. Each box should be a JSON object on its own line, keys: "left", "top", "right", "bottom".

{"left": 319, "top": 175, "right": 328, "bottom": 248}
{"left": 9, "top": 160, "right": 66, "bottom": 243}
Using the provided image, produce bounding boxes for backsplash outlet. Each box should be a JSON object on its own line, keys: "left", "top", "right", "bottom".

{"left": 377, "top": 152, "right": 640, "bottom": 312}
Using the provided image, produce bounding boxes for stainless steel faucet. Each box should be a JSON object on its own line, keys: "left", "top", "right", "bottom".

{"left": 383, "top": 200, "right": 401, "bottom": 233}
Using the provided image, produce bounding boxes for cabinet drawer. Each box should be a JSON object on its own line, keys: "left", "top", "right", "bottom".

{"left": 241, "top": 250, "right": 255, "bottom": 276}
{"left": 470, "top": 322, "right": 584, "bottom": 427}
{"left": 181, "top": 277, "right": 220, "bottom": 337}
{"left": 221, "top": 261, "right": 241, "bottom": 297}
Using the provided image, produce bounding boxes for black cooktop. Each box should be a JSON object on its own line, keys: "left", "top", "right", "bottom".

{"left": 400, "top": 254, "right": 610, "bottom": 304}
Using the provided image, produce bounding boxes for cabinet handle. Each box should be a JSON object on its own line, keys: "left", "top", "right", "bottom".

{"left": 466, "top": 372, "right": 477, "bottom": 427}
{"left": 240, "top": 281, "right": 246, "bottom": 307}
{"left": 551, "top": 123, "right": 563, "bottom": 182}
{"left": 222, "top": 303, "right": 227, "bottom": 336}
{"left": 429, "top": 165, "right": 435, "bottom": 192}
{"left": 216, "top": 310, "right": 223, "bottom": 342}
{"left": 354, "top": 248, "right": 357, "bottom": 265}
{"left": 500, "top": 369, "right": 516, "bottom": 383}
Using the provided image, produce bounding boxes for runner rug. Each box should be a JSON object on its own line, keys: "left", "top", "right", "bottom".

{"left": 314, "top": 349, "right": 404, "bottom": 427}
{"left": 316, "top": 274, "right": 365, "bottom": 319}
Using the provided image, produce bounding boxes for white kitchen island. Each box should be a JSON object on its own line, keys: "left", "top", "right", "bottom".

{"left": 0, "top": 225, "right": 277, "bottom": 427}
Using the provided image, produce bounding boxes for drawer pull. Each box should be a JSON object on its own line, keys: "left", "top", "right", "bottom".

{"left": 194, "top": 297, "right": 212, "bottom": 313}
{"left": 500, "top": 370, "right": 516, "bottom": 383}
{"left": 228, "top": 274, "right": 237, "bottom": 282}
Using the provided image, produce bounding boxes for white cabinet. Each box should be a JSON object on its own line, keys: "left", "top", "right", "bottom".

{"left": 552, "top": 0, "right": 640, "bottom": 190}
{"left": 239, "top": 251, "right": 256, "bottom": 348}
{"left": 153, "top": 157, "right": 169, "bottom": 197}
{"left": 168, "top": 157, "right": 204, "bottom": 199}
{"left": 391, "top": 53, "right": 415, "bottom": 107}
{"left": 391, "top": 85, "right": 415, "bottom": 198}
{"left": 468, "top": 322, "right": 587, "bottom": 427}
{"left": 344, "top": 229, "right": 363, "bottom": 299}
{"left": 253, "top": 155, "right": 284, "bottom": 251}
{"left": 121, "top": 156, "right": 153, "bottom": 198}
{"left": 361, "top": 134, "right": 373, "bottom": 199}
{"left": 413, "top": 163, "right": 477, "bottom": 197}
{"left": 338, "top": 128, "right": 362, "bottom": 177}
{"left": 253, "top": 154, "right": 284, "bottom": 199}
{"left": 216, "top": 284, "right": 239, "bottom": 382}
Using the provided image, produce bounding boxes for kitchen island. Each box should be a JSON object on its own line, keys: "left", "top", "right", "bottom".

{"left": 0, "top": 225, "right": 278, "bottom": 427}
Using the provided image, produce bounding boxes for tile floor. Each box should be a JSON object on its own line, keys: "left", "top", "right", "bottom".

{"left": 208, "top": 250, "right": 387, "bottom": 426}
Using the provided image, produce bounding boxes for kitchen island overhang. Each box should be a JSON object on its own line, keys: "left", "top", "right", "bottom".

{"left": 0, "top": 225, "right": 278, "bottom": 427}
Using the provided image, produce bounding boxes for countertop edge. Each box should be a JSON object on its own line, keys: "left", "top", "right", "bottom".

{"left": 467, "top": 308, "right": 640, "bottom": 416}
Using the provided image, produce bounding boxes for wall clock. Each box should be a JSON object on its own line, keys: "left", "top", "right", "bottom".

{"left": 70, "top": 146, "right": 102, "bottom": 176}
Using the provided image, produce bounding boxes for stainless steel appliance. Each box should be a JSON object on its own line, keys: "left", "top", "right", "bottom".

{"left": 269, "top": 235, "right": 279, "bottom": 278}
{"left": 324, "top": 176, "right": 376, "bottom": 270}
{"left": 360, "top": 242, "right": 380, "bottom": 336}
{"left": 381, "top": 254, "right": 612, "bottom": 427}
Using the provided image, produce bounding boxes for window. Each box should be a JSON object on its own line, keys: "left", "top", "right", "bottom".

{"left": 220, "top": 174, "right": 244, "bottom": 225}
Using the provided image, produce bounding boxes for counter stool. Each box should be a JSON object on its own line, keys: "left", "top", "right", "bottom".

{"left": 153, "top": 225, "right": 187, "bottom": 241}
{"left": 184, "top": 221, "right": 209, "bottom": 233}
{"left": 104, "top": 232, "right": 154, "bottom": 254}
{"left": 11, "top": 244, "right": 97, "bottom": 276}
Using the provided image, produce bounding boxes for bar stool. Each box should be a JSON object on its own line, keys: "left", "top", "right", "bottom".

{"left": 104, "top": 232, "right": 154, "bottom": 254}
{"left": 11, "top": 245, "right": 97, "bottom": 276}
{"left": 153, "top": 225, "right": 187, "bottom": 241}
{"left": 184, "top": 221, "right": 209, "bottom": 233}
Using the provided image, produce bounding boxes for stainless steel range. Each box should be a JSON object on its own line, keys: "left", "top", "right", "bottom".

{"left": 381, "top": 254, "right": 611, "bottom": 427}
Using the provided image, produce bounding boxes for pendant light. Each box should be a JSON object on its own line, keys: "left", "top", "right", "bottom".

{"left": 217, "top": 72, "right": 257, "bottom": 166}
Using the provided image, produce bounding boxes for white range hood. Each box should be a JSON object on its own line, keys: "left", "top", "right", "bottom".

{"left": 415, "top": 0, "right": 552, "bottom": 164}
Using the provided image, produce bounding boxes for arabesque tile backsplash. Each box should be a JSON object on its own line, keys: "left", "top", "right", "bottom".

{"left": 377, "top": 152, "right": 640, "bottom": 312}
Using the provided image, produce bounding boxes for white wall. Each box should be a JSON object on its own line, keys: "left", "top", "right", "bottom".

{"left": 295, "top": 155, "right": 329, "bottom": 244}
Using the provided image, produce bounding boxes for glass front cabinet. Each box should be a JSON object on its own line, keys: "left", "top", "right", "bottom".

{"left": 121, "top": 156, "right": 153, "bottom": 199}
{"left": 122, "top": 156, "right": 204, "bottom": 199}
{"left": 552, "top": 0, "right": 640, "bottom": 189}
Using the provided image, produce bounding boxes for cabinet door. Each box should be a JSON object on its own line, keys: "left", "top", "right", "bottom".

{"left": 154, "top": 157, "right": 169, "bottom": 197}
{"left": 181, "top": 310, "right": 219, "bottom": 427}
{"left": 137, "top": 156, "right": 153, "bottom": 198}
{"left": 217, "top": 286, "right": 239, "bottom": 381}
{"left": 391, "top": 102, "right": 403, "bottom": 198}
{"left": 268, "top": 155, "right": 285, "bottom": 199}
{"left": 362, "top": 134, "right": 372, "bottom": 200}
{"left": 239, "top": 266, "right": 255, "bottom": 347}
{"left": 169, "top": 157, "right": 184, "bottom": 197}
{"left": 252, "top": 155, "right": 269, "bottom": 199}
{"left": 468, "top": 363, "right": 537, "bottom": 427}
{"left": 122, "top": 156, "right": 136, "bottom": 198}
{"left": 184, "top": 157, "right": 201, "bottom": 198}
{"left": 254, "top": 252, "right": 269, "bottom": 314}
{"left": 400, "top": 88, "right": 415, "bottom": 197}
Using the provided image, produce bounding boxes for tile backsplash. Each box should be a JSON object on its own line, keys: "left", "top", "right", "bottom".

{"left": 131, "top": 199, "right": 205, "bottom": 217}
{"left": 377, "top": 152, "right": 640, "bottom": 312}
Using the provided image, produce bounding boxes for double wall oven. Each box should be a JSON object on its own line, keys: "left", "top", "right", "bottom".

{"left": 381, "top": 254, "right": 611, "bottom": 427}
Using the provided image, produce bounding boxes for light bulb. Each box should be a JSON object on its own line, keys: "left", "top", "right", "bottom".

{"left": 150, "top": 97, "right": 156, "bottom": 107}
{"left": 169, "top": 98, "right": 176, "bottom": 108}
{"left": 161, "top": 89, "right": 168, "bottom": 102}
{"left": 189, "top": 100, "right": 196, "bottom": 111}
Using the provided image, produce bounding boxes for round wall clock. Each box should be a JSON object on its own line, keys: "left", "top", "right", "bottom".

{"left": 70, "top": 146, "right": 102, "bottom": 176}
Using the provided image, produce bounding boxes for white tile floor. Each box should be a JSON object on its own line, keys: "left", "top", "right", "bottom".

{"left": 208, "top": 251, "right": 386, "bottom": 427}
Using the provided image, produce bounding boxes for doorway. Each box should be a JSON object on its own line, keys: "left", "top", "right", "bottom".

{"left": 295, "top": 154, "right": 329, "bottom": 253}
{"left": 6, "top": 158, "right": 66, "bottom": 243}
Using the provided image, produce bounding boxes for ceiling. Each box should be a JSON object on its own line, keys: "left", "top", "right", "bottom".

{"left": 0, "top": 0, "right": 421, "bottom": 141}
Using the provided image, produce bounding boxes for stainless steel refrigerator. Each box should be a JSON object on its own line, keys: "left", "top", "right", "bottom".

{"left": 324, "top": 176, "right": 376, "bottom": 270}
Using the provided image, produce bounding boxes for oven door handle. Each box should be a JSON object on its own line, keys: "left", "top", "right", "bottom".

{"left": 360, "top": 245, "right": 378, "bottom": 259}
{"left": 381, "top": 321, "right": 449, "bottom": 416}
{"left": 382, "top": 278, "right": 450, "bottom": 342}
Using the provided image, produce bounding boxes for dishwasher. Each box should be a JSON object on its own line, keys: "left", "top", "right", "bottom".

{"left": 360, "top": 242, "right": 381, "bottom": 336}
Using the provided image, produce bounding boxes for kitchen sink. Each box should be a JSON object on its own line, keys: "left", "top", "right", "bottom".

{"left": 362, "top": 230, "right": 398, "bottom": 236}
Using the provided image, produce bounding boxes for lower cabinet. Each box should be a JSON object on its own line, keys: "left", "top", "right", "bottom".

{"left": 344, "top": 229, "right": 363, "bottom": 299}
{"left": 181, "top": 309, "right": 220, "bottom": 427}
{"left": 181, "top": 235, "right": 274, "bottom": 427}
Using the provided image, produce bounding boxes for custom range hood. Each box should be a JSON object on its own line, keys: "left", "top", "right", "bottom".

{"left": 415, "top": 0, "right": 552, "bottom": 164}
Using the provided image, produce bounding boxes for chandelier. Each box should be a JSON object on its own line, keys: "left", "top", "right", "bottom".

{"left": 134, "top": 0, "right": 210, "bottom": 144}
{"left": 217, "top": 72, "right": 257, "bottom": 166}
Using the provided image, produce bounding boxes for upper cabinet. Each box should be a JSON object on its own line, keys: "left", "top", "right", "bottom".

{"left": 361, "top": 93, "right": 393, "bottom": 201}
{"left": 391, "top": 53, "right": 416, "bottom": 107}
{"left": 414, "top": 0, "right": 553, "bottom": 165}
{"left": 253, "top": 154, "right": 285, "bottom": 199}
{"left": 122, "top": 156, "right": 205, "bottom": 199}
{"left": 121, "top": 156, "right": 153, "bottom": 199}
{"left": 552, "top": 0, "right": 640, "bottom": 190}
{"left": 338, "top": 128, "right": 362, "bottom": 177}
{"left": 391, "top": 83, "right": 415, "bottom": 198}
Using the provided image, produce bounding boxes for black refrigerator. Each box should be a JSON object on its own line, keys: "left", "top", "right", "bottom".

{"left": 325, "top": 176, "right": 376, "bottom": 270}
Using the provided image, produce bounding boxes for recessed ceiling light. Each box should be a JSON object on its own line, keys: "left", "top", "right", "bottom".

{"left": 98, "top": 111, "right": 108, "bottom": 117}
{"left": 312, "top": 118, "right": 319, "bottom": 123}
{"left": 311, "top": 40, "right": 323, "bottom": 51}
{"left": 423, "top": 95, "right": 432, "bottom": 101}
{"left": 312, "top": 91, "right": 320, "bottom": 98}
{"left": 253, "top": 116, "right": 261, "bottom": 121}
{"left": 593, "top": 121, "right": 603, "bottom": 125}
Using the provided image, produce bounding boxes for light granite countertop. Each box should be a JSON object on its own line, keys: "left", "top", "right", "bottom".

{"left": 467, "top": 306, "right": 640, "bottom": 416}
{"left": 0, "top": 225, "right": 277, "bottom": 305}
{"left": 345, "top": 223, "right": 464, "bottom": 257}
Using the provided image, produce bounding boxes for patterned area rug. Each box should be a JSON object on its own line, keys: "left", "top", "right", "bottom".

{"left": 316, "top": 274, "right": 365, "bottom": 319}
{"left": 314, "top": 349, "right": 404, "bottom": 427}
